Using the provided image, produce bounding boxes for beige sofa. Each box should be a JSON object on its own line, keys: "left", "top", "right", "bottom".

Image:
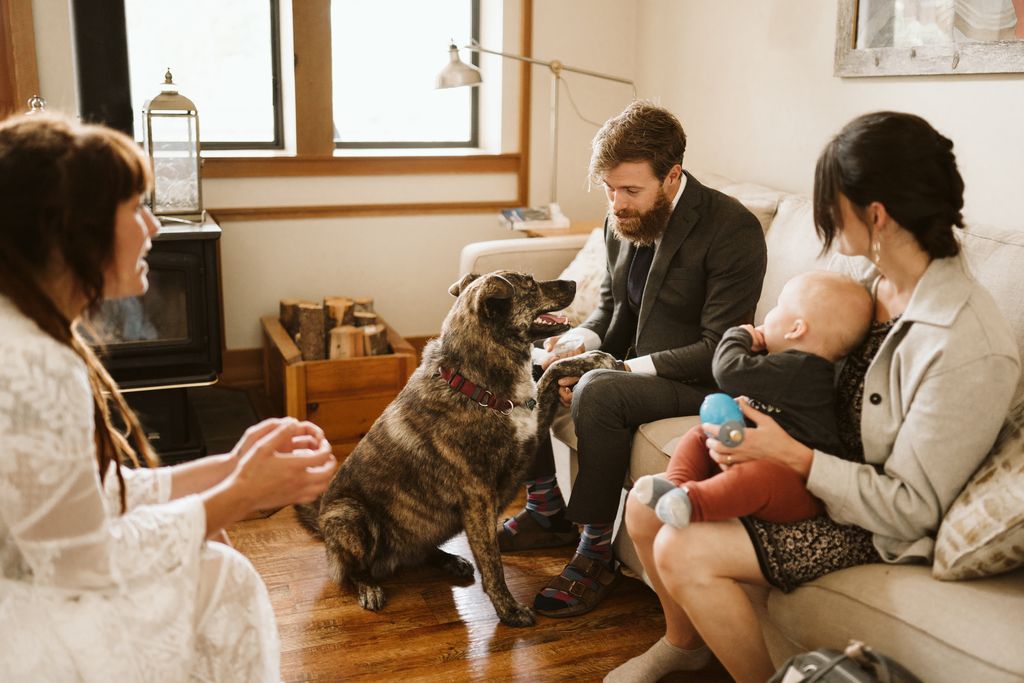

{"left": 458, "top": 172, "right": 1024, "bottom": 682}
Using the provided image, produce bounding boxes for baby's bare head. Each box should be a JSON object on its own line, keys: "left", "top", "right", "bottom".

{"left": 775, "top": 271, "right": 873, "bottom": 361}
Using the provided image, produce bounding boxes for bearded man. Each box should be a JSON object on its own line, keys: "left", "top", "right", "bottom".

{"left": 497, "top": 101, "right": 768, "bottom": 618}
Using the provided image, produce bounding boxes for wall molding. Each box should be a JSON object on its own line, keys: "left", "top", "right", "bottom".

{"left": 208, "top": 200, "right": 516, "bottom": 222}
{"left": 203, "top": 153, "right": 520, "bottom": 178}
{"left": 220, "top": 348, "right": 263, "bottom": 389}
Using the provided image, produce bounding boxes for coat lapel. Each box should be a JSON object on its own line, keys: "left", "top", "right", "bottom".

{"left": 637, "top": 172, "right": 703, "bottom": 337}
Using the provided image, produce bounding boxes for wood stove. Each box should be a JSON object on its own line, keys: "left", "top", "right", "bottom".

{"left": 86, "top": 217, "right": 222, "bottom": 463}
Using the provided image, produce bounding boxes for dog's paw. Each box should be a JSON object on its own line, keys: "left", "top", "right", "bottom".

{"left": 440, "top": 553, "right": 475, "bottom": 580}
{"left": 497, "top": 602, "right": 537, "bottom": 627}
{"left": 546, "top": 350, "right": 618, "bottom": 378}
{"left": 356, "top": 583, "right": 387, "bottom": 611}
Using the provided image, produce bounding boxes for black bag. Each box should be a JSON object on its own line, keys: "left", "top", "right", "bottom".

{"left": 768, "top": 640, "right": 925, "bottom": 683}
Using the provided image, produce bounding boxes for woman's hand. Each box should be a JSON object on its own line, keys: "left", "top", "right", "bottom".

{"left": 704, "top": 398, "right": 814, "bottom": 478}
{"left": 203, "top": 419, "right": 337, "bottom": 536}
{"left": 230, "top": 419, "right": 337, "bottom": 509}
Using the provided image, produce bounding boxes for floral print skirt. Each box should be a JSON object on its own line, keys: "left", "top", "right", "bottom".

{"left": 742, "top": 515, "right": 882, "bottom": 593}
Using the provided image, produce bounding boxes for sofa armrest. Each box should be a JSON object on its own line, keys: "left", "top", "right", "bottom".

{"left": 458, "top": 234, "right": 590, "bottom": 279}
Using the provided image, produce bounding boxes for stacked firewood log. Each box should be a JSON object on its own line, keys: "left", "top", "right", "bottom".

{"left": 279, "top": 296, "right": 391, "bottom": 361}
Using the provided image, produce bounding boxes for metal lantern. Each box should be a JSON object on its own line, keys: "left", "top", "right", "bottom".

{"left": 25, "top": 95, "right": 47, "bottom": 115}
{"left": 142, "top": 69, "right": 203, "bottom": 221}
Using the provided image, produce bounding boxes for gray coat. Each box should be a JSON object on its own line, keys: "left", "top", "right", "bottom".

{"left": 808, "top": 255, "right": 1020, "bottom": 563}
{"left": 580, "top": 172, "right": 767, "bottom": 385}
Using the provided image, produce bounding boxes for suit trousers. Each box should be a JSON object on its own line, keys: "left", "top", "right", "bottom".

{"left": 529, "top": 368, "right": 709, "bottom": 524}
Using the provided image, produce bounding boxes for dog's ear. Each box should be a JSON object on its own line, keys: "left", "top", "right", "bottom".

{"left": 475, "top": 274, "right": 515, "bottom": 321}
{"left": 449, "top": 273, "right": 480, "bottom": 297}
{"left": 475, "top": 274, "right": 515, "bottom": 302}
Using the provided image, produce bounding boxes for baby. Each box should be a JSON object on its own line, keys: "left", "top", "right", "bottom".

{"left": 634, "top": 270, "right": 874, "bottom": 528}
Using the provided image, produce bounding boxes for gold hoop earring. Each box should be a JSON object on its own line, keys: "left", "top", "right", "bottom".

{"left": 871, "top": 239, "right": 881, "bottom": 264}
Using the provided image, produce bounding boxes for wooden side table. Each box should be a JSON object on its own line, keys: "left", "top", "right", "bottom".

{"left": 523, "top": 220, "right": 602, "bottom": 238}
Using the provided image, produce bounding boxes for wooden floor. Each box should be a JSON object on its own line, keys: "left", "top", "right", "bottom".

{"left": 229, "top": 499, "right": 734, "bottom": 682}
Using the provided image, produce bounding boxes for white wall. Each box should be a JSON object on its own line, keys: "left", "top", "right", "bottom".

{"left": 529, "top": 0, "right": 639, "bottom": 223}
{"left": 634, "top": 0, "right": 1024, "bottom": 232}
{"left": 30, "top": 0, "right": 635, "bottom": 349}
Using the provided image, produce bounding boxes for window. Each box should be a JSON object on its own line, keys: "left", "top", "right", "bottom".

{"left": 123, "top": 0, "right": 283, "bottom": 149}
{"left": 72, "top": 0, "right": 497, "bottom": 157}
{"left": 331, "top": 0, "right": 479, "bottom": 148}
{"left": 72, "top": 0, "right": 282, "bottom": 149}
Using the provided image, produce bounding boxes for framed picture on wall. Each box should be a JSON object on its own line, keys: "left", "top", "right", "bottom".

{"left": 835, "top": 0, "right": 1024, "bottom": 76}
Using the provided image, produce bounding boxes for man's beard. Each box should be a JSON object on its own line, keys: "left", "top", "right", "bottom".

{"left": 608, "top": 189, "right": 673, "bottom": 246}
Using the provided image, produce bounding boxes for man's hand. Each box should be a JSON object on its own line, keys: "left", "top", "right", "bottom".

{"left": 739, "top": 324, "right": 767, "bottom": 353}
{"left": 541, "top": 334, "right": 585, "bottom": 370}
{"left": 557, "top": 376, "right": 580, "bottom": 407}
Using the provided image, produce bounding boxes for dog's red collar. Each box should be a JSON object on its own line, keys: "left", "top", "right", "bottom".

{"left": 437, "top": 366, "right": 536, "bottom": 415}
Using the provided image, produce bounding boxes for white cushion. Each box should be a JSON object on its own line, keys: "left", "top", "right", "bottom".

{"left": 755, "top": 195, "right": 833, "bottom": 325}
{"left": 555, "top": 228, "right": 605, "bottom": 327}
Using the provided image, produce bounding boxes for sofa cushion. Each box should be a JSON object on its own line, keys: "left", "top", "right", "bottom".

{"left": 959, "top": 223, "right": 1024, "bottom": 404}
{"left": 696, "top": 171, "right": 783, "bottom": 234}
{"left": 934, "top": 402, "right": 1024, "bottom": 580}
{"left": 555, "top": 228, "right": 605, "bottom": 327}
{"left": 766, "top": 563, "right": 1024, "bottom": 683}
{"left": 756, "top": 195, "right": 833, "bottom": 325}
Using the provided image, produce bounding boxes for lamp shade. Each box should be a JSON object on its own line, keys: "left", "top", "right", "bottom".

{"left": 436, "top": 44, "right": 482, "bottom": 89}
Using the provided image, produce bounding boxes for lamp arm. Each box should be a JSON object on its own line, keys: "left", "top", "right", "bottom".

{"left": 463, "top": 41, "right": 635, "bottom": 94}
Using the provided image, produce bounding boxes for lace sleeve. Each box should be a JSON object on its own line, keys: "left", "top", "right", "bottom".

{"left": 0, "top": 341, "right": 206, "bottom": 591}
{"left": 103, "top": 462, "right": 173, "bottom": 510}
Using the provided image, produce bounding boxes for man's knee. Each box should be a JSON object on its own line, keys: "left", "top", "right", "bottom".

{"left": 571, "top": 368, "right": 631, "bottom": 424}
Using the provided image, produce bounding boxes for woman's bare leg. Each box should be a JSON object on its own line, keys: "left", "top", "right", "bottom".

{"left": 624, "top": 490, "right": 703, "bottom": 648}
{"left": 604, "top": 492, "right": 712, "bottom": 681}
{"left": 653, "top": 519, "right": 775, "bottom": 683}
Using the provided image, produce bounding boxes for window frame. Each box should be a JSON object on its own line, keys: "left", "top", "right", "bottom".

{"left": 26, "top": 0, "right": 535, "bottom": 213}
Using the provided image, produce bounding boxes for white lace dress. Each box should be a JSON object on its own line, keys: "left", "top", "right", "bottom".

{"left": 0, "top": 296, "right": 280, "bottom": 682}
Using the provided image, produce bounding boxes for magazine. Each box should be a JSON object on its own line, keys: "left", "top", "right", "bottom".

{"left": 499, "top": 203, "right": 570, "bottom": 230}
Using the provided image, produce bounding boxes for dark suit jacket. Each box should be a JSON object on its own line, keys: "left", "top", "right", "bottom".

{"left": 579, "top": 172, "right": 767, "bottom": 386}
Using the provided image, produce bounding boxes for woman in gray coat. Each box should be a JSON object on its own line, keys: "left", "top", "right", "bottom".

{"left": 606, "top": 112, "right": 1020, "bottom": 683}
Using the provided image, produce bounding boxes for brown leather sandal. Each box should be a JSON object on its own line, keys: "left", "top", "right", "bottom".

{"left": 534, "top": 552, "right": 619, "bottom": 618}
{"left": 496, "top": 509, "right": 579, "bottom": 552}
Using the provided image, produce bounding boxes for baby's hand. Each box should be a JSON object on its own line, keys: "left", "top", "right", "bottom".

{"left": 739, "top": 324, "right": 767, "bottom": 352}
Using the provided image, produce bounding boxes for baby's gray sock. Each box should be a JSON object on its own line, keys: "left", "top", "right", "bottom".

{"left": 655, "top": 486, "right": 693, "bottom": 528}
{"left": 632, "top": 474, "right": 676, "bottom": 510}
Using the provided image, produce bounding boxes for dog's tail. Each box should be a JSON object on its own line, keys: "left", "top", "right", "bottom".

{"left": 294, "top": 497, "right": 323, "bottom": 538}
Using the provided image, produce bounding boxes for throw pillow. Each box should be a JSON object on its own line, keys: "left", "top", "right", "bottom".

{"left": 556, "top": 228, "right": 605, "bottom": 327}
{"left": 933, "top": 402, "right": 1024, "bottom": 580}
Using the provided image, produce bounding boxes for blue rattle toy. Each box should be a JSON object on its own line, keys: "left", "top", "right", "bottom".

{"left": 699, "top": 393, "right": 745, "bottom": 447}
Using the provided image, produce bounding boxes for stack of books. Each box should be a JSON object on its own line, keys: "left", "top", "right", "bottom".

{"left": 499, "top": 203, "right": 570, "bottom": 231}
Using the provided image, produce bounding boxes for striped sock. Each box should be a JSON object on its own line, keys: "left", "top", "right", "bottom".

{"left": 577, "top": 522, "right": 614, "bottom": 565}
{"left": 534, "top": 523, "right": 614, "bottom": 612}
{"left": 503, "top": 475, "right": 565, "bottom": 534}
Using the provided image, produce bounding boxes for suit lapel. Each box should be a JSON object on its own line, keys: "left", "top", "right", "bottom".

{"left": 637, "top": 172, "right": 703, "bottom": 337}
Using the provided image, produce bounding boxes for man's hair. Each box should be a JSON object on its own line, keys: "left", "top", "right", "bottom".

{"left": 589, "top": 101, "right": 686, "bottom": 183}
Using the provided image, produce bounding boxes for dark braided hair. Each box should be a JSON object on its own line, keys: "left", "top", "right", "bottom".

{"left": 0, "top": 113, "right": 158, "bottom": 513}
{"left": 813, "top": 111, "right": 964, "bottom": 258}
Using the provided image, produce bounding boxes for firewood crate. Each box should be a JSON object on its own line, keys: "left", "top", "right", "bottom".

{"left": 260, "top": 315, "right": 417, "bottom": 459}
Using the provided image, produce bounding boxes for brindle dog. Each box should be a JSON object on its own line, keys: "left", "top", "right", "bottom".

{"left": 296, "top": 271, "right": 616, "bottom": 627}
